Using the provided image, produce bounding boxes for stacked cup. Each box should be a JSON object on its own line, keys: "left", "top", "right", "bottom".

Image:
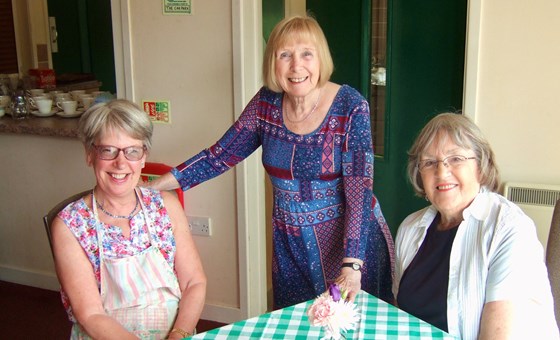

{"left": 57, "top": 100, "right": 78, "bottom": 116}
{"left": 34, "top": 98, "right": 54, "bottom": 115}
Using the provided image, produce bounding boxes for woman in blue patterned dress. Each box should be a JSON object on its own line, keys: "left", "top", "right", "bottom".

{"left": 148, "top": 15, "right": 394, "bottom": 308}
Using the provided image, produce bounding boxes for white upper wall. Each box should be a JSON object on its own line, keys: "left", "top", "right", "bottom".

{"left": 470, "top": 0, "right": 560, "bottom": 186}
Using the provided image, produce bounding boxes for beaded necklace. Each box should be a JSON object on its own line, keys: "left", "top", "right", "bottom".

{"left": 94, "top": 192, "right": 139, "bottom": 220}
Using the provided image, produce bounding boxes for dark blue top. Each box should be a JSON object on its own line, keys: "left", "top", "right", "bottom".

{"left": 397, "top": 215, "right": 459, "bottom": 332}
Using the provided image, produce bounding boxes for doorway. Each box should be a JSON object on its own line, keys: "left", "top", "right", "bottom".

{"left": 307, "top": 0, "right": 467, "bottom": 233}
{"left": 47, "top": 0, "right": 116, "bottom": 93}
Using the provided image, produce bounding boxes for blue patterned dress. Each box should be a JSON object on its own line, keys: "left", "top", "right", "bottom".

{"left": 172, "top": 85, "right": 394, "bottom": 308}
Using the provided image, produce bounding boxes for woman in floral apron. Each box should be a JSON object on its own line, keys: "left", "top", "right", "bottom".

{"left": 51, "top": 99, "right": 206, "bottom": 339}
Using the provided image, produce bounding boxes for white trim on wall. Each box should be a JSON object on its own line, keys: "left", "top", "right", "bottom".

{"left": 0, "top": 265, "right": 60, "bottom": 291}
{"left": 110, "top": 0, "right": 133, "bottom": 99}
{"left": 232, "top": 0, "right": 267, "bottom": 319}
{"left": 463, "top": 0, "right": 482, "bottom": 120}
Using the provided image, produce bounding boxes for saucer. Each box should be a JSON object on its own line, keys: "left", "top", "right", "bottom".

{"left": 56, "top": 108, "right": 84, "bottom": 118}
{"left": 31, "top": 109, "right": 58, "bottom": 117}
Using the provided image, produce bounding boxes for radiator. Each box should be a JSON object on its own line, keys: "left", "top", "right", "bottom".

{"left": 503, "top": 182, "right": 560, "bottom": 252}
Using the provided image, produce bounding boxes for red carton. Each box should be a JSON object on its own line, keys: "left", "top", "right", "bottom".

{"left": 28, "top": 69, "right": 56, "bottom": 89}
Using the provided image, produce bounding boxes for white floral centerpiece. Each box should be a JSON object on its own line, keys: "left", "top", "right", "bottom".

{"left": 307, "top": 283, "right": 361, "bottom": 340}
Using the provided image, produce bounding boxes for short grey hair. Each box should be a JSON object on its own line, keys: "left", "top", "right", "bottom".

{"left": 78, "top": 99, "right": 153, "bottom": 151}
{"left": 407, "top": 113, "right": 500, "bottom": 197}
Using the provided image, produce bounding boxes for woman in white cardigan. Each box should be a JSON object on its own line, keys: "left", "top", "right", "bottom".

{"left": 393, "top": 113, "right": 558, "bottom": 340}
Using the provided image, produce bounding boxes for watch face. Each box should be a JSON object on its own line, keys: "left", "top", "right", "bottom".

{"left": 343, "top": 262, "right": 361, "bottom": 270}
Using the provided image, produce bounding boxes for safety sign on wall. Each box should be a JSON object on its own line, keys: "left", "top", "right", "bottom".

{"left": 143, "top": 100, "right": 171, "bottom": 124}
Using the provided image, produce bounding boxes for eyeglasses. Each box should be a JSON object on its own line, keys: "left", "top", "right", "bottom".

{"left": 417, "top": 155, "right": 476, "bottom": 173}
{"left": 92, "top": 144, "right": 146, "bottom": 161}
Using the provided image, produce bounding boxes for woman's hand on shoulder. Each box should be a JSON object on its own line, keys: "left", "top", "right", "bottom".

{"left": 140, "top": 172, "right": 181, "bottom": 191}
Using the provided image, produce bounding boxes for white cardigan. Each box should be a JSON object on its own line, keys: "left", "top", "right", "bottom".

{"left": 393, "top": 190, "right": 559, "bottom": 340}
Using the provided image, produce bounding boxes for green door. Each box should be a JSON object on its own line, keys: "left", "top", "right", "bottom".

{"left": 47, "top": 0, "right": 116, "bottom": 93}
{"left": 308, "top": 0, "right": 467, "bottom": 234}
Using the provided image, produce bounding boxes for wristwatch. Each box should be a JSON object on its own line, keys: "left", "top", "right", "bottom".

{"left": 341, "top": 262, "right": 362, "bottom": 271}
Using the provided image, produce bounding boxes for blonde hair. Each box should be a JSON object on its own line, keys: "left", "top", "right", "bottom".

{"left": 78, "top": 99, "right": 153, "bottom": 152}
{"left": 407, "top": 113, "right": 500, "bottom": 197}
{"left": 263, "top": 15, "right": 334, "bottom": 93}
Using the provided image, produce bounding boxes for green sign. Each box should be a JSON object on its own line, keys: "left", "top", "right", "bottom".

{"left": 163, "top": 0, "right": 192, "bottom": 15}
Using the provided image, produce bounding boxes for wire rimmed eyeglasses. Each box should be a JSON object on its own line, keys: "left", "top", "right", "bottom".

{"left": 92, "top": 144, "right": 147, "bottom": 161}
{"left": 417, "top": 155, "right": 476, "bottom": 173}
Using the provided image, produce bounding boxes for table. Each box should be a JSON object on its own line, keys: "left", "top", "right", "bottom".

{"left": 191, "top": 291, "right": 456, "bottom": 339}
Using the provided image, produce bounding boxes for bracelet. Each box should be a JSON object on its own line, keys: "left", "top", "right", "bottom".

{"left": 169, "top": 328, "right": 192, "bottom": 338}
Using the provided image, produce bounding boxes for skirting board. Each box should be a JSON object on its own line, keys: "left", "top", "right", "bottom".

{"left": 0, "top": 264, "right": 244, "bottom": 324}
{"left": 0, "top": 264, "right": 60, "bottom": 290}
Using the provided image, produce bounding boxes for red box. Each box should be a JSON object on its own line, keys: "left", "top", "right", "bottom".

{"left": 28, "top": 69, "right": 56, "bottom": 89}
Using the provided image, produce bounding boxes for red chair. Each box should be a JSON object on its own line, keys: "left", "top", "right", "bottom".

{"left": 141, "top": 162, "right": 184, "bottom": 208}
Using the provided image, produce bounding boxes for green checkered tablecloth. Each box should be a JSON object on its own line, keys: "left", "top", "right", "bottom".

{"left": 191, "top": 291, "right": 456, "bottom": 339}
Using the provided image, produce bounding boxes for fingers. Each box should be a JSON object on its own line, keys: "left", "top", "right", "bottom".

{"left": 346, "top": 289, "right": 359, "bottom": 303}
{"left": 334, "top": 271, "right": 362, "bottom": 302}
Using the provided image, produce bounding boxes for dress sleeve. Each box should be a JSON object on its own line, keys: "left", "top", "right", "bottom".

{"left": 341, "top": 97, "right": 377, "bottom": 259}
{"left": 171, "top": 90, "right": 263, "bottom": 191}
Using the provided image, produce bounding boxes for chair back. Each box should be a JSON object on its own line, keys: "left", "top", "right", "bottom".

{"left": 546, "top": 198, "right": 560, "bottom": 329}
{"left": 43, "top": 190, "right": 93, "bottom": 259}
{"left": 141, "top": 162, "right": 184, "bottom": 208}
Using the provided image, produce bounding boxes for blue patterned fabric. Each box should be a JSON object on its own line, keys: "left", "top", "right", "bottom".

{"left": 172, "top": 85, "right": 394, "bottom": 308}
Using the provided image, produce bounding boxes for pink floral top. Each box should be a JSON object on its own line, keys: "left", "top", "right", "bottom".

{"left": 57, "top": 187, "right": 176, "bottom": 321}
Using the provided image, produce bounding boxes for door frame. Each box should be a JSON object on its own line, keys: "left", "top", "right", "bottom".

{"left": 463, "top": 0, "right": 482, "bottom": 120}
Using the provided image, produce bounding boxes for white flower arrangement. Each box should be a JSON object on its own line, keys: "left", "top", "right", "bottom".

{"left": 307, "top": 283, "right": 361, "bottom": 340}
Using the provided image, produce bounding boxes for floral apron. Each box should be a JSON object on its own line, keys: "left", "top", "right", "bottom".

{"left": 71, "top": 189, "right": 181, "bottom": 339}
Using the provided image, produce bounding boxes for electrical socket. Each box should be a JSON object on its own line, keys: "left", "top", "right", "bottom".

{"left": 188, "top": 216, "right": 211, "bottom": 237}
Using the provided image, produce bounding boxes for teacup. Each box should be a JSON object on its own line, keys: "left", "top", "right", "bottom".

{"left": 80, "top": 95, "right": 95, "bottom": 110}
{"left": 8, "top": 73, "right": 19, "bottom": 90}
{"left": 29, "top": 88, "right": 45, "bottom": 97}
{"left": 90, "top": 91, "right": 106, "bottom": 98}
{"left": 0, "top": 95, "right": 10, "bottom": 109}
{"left": 57, "top": 100, "right": 78, "bottom": 115}
{"left": 70, "top": 90, "right": 86, "bottom": 100}
{"left": 29, "top": 95, "right": 50, "bottom": 108}
{"left": 54, "top": 93, "right": 72, "bottom": 105}
{"left": 49, "top": 90, "right": 64, "bottom": 97}
{"left": 35, "top": 98, "right": 53, "bottom": 114}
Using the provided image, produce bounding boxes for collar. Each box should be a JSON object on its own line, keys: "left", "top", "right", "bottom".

{"left": 417, "top": 187, "right": 492, "bottom": 228}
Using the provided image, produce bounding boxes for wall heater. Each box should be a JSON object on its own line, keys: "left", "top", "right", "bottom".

{"left": 503, "top": 182, "right": 560, "bottom": 252}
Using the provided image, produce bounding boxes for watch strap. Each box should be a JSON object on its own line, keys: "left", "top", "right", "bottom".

{"left": 341, "top": 262, "right": 362, "bottom": 271}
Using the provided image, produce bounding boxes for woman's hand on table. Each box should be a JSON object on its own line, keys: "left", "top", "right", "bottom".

{"left": 335, "top": 268, "right": 362, "bottom": 303}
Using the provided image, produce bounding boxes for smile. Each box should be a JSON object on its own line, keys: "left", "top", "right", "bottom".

{"left": 111, "top": 173, "right": 127, "bottom": 180}
{"left": 289, "top": 76, "right": 308, "bottom": 83}
{"left": 437, "top": 184, "right": 457, "bottom": 190}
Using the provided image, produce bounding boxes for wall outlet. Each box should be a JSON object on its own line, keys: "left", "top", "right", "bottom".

{"left": 188, "top": 216, "right": 211, "bottom": 236}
